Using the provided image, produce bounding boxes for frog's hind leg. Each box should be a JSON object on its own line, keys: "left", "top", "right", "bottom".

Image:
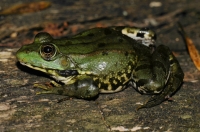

{"left": 137, "top": 46, "right": 184, "bottom": 110}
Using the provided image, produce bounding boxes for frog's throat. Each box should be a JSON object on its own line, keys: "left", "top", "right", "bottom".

{"left": 20, "top": 62, "right": 74, "bottom": 84}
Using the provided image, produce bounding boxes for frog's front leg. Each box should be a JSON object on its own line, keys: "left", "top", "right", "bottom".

{"left": 35, "top": 76, "right": 99, "bottom": 99}
{"left": 134, "top": 45, "right": 184, "bottom": 109}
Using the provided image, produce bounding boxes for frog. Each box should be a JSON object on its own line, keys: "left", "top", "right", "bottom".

{"left": 16, "top": 26, "right": 184, "bottom": 109}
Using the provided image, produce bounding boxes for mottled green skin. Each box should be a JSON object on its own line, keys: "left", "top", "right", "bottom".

{"left": 16, "top": 27, "right": 184, "bottom": 109}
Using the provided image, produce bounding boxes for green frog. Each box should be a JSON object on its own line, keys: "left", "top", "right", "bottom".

{"left": 16, "top": 26, "right": 184, "bottom": 109}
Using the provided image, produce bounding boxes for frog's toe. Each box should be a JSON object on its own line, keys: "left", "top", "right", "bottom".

{"left": 36, "top": 91, "right": 54, "bottom": 95}
{"left": 50, "top": 81, "right": 62, "bottom": 87}
{"left": 34, "top": 83, "right": 52, "bottom": 90}
{"left": 36, "top": 91, "right": 43, "bottom": 95}
{"left": 35, "top": 84, "right": 54, "bottom": 95}
{"left": 137, "top": 94, "right": 167, "bottom": 110}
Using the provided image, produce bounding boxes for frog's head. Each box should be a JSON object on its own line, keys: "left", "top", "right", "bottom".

{"left": 16, "top": 32, "right": 73, "bottom": 74}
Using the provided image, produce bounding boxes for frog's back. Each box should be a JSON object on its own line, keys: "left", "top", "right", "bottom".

{"left": 56, "top": 28, "right": 150, "bottom": 55}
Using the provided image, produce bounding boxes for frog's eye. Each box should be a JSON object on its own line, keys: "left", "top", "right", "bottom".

{"left": 40, "top": 44, "right": 57, "bottom": 61}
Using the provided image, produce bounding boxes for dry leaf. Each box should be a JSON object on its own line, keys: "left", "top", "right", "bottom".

{"left": 0, "top": 1, "right": 51, "bottom": 15}
{"left": 178, "top": 22, "right": 200, "bottom": 70}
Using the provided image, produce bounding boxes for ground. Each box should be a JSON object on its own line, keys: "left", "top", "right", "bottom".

{"left": 0, "top": 0, "right": 200, "bottom": 131}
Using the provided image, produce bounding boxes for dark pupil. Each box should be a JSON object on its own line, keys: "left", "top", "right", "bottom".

{"left": 43, "top": 46, "right": 53, "bottom": 53}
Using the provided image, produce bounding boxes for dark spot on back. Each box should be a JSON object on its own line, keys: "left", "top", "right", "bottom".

{"left": 120, "top": 77, "right": 126, "bottom": 82}
{"left": 128, "top": 61, "right": 136, "bottom": 69}
{"left": 87, "top": 33, "right": 95, "bottom": 37}
{"left": 93, "top": 79, "right": 99, "bottom": 86}
{"left": 103, "top": 76, "right": 107, "bottom": 80}
{"left": 77, "top": 33, "right": 83, "bottom": 36}
{"left": 109, "top": 78, "right": 121, "bottom": 88}
{"left": 98, "top": 43, "right": 106, "bottom": 47}
{"left": 117, "top": 72, "right": 123, "bottom": 76}
{"left": 104, "top": 28, "right": 112, "bottom": 35}
{"left": 101, "top": 83, "right": 109, "bottom": 90}
{"left": 67, "top": 41, "right": 72, "bottom": 45}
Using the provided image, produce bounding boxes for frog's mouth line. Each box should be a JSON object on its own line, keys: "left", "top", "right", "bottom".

{"left": 20, "top": 62, "right": 50, "bottom": 74}
{"left": 19, "top": 62, "right": 76, "bottom": 84}
{"left": 20, "top": 62, "right": 79, "bottom": 76}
